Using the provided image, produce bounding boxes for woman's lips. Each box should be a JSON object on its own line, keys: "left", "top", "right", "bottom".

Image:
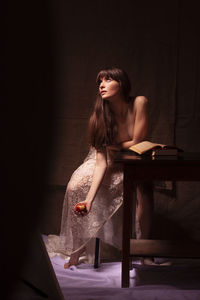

{"left": 101, "top": 90, "right": 106, "bottom": 95}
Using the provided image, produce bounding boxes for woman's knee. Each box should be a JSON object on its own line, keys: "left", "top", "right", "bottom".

{"left": 67, "top": 180, "right": 78, "bottom": 193}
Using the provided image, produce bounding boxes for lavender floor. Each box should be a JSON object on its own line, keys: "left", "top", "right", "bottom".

{"left": 50, "top": 254, "right": 200, "bottom": 300}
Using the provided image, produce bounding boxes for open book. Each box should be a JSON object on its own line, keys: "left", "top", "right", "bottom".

{"left": 128, "top": 141, "right": 182, "bottom": 156}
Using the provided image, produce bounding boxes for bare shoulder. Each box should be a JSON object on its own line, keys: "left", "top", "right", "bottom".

{"left": 134, "top": 96, "right": 148, "bottom": 106}
{"left": 133, "top": 96, "right": 148, "bottom": 113}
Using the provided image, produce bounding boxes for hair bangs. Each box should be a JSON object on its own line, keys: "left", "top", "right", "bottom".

{"left": 96, "top": 68, "right": 120, "bottom": 87}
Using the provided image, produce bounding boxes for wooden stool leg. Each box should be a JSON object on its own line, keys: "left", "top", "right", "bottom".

{"left": 94, "top": 238, "right": 100, "bottom": 268}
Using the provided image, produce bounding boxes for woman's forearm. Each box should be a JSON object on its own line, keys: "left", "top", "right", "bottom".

{"left": 107, "top": 140, "right": 141, "bottom": 151}
{"left": 120, "top": 140, "right": 134, "bottom": 149}
{"left": 86, "top": 164, "right": 107, "bottom": 203}
{"left": 120, "top": 139, "right": 142, "bottom": 149}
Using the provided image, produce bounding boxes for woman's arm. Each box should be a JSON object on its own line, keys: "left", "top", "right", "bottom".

{"left": 120, "top": 96, "right": 149, "bottom": 149}
{"left": 81, "top": 149, "right": 107, "bottom": 213}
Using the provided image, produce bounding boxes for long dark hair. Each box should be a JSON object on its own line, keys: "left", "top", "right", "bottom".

{"left": 88, "top": 67, "right": 132, "bottom": 150}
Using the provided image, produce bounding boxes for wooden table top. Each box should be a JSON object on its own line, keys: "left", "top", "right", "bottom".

{"left": 114, "top": 152, "right": 200, "bottom": 181}
{"left": 114, "top": 151, "right": 200, "bottom": 165}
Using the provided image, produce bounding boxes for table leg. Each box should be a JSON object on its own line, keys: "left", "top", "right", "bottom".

{"left": 122, "top": 165, "right": 134, "bottom": 288}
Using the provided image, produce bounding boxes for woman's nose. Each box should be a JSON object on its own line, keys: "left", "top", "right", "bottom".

{"left": 100, "top": 81, "right": 105, "bottom": 89}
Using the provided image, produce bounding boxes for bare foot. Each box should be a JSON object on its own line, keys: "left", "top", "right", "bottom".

{"left": 141, "top": 257, "right": 172, "bottom": 266}
{"left": 64, "top": 247, "right": 85, "bottom": 269}
{"left": 158, "top": 260, "right": 172, "bottom": 266}
{"left": 141, "top": 257, "right": 158, "bottom": 266}
{"left": 64, "top": 262, "right": 72, "bottom": 269}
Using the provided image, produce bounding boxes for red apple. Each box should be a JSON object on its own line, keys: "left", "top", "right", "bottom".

{"left": 74, "top": 203, "right": 87, "bottom": 215}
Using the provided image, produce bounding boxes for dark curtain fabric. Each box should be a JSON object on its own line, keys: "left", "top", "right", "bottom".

{"left": 173, "top": 2, "right": 200, "bottom": 242}
{"left": 43, "top": 0, "right": 200, "bottom": 241}
{"left": 176, "top": 2, "right": 200, "bottom": 151}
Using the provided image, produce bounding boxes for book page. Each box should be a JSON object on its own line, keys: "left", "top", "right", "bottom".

{"left": 129, "top": 141, "right": 164, "bottom": 154}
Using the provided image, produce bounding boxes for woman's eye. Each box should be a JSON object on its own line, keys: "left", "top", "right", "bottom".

{"left": 106, "top": 78, "right": 112, "bottom": 82}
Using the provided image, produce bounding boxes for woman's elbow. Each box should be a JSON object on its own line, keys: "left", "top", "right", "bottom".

{"left": 95, "top": 158, "right": 107, "bottom": 170}
{"left": 97, "top": 160, "right": 107, "bottom": 170}
{"left": 96, "top": 151, "right": 107, "bottom": 168}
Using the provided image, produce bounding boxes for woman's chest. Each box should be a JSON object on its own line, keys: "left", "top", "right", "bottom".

{"left": 116, "top": 111, "right": 135, "bottom": 142}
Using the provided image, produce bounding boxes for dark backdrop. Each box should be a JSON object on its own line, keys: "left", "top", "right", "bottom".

{"left": 42, "top": 0, "right": 200, "bottom": 243}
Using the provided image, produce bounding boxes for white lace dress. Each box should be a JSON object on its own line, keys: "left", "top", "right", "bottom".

{"left": 45, "top": 148, "right": 125, "bottom": 262}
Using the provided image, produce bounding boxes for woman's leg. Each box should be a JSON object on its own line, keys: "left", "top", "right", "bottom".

{"left": 136, "top": 182, "right": 155, "bottom": 265}
{"left": 136, "top": 182, "right": 154, "bottom": 239}
{"left": 64, "top": 247, "right": 86, "bottom": 268}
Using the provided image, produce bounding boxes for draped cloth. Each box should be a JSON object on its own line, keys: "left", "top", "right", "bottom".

{"left": 45, "top": 148, "right": 126, "bottom": 262}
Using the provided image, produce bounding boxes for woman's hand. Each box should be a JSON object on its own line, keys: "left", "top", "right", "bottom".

{"left": 83, "top": 199, "right": 92, "bottom": 214}
{"left": 74, "top": 150, "right": 107, "bottom": 217}
{"left": 74, "top": 200, "right": 92, "bottom": 216}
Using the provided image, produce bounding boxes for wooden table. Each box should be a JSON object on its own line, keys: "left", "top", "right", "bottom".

{"left": 114, "top": 152, "right": 200, "bottom": 288}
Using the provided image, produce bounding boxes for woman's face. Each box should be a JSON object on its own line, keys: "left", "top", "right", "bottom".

{"left": 99, "top": 77, "right": 121, "bottom": 100}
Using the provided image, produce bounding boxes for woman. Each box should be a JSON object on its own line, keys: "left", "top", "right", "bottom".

{"left": 46, "top": 67, "right": 154, "bottom": 267}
